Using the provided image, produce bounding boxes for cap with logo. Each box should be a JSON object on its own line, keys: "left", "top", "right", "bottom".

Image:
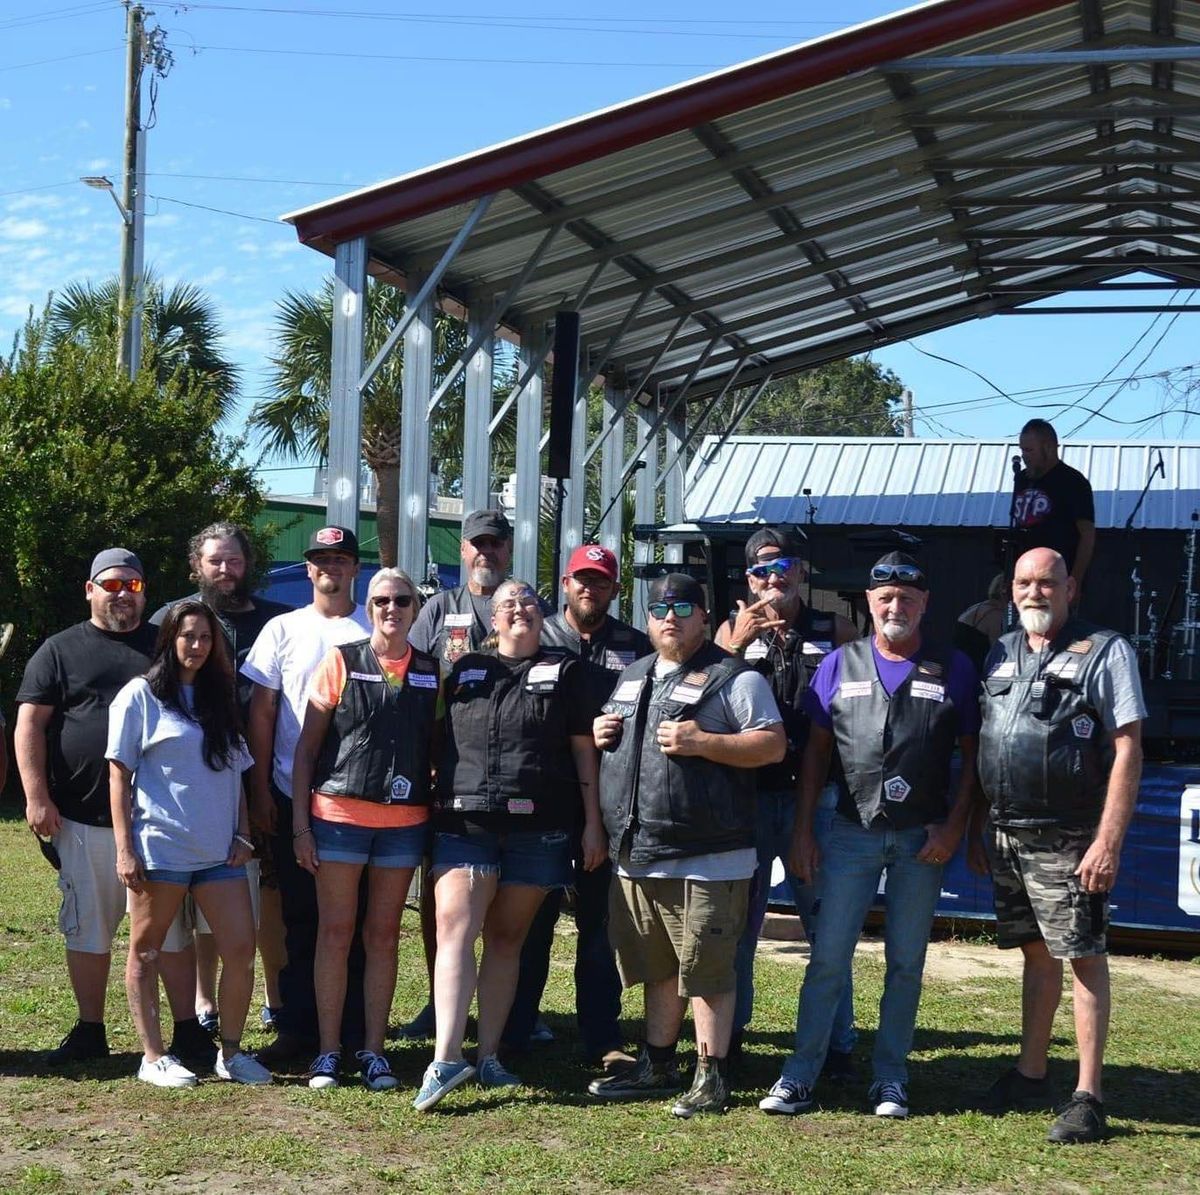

{"left": 744, "top": 526, "right": 807, "bottom": 566}
{"left": 866, "top": 550, "right": 927, "bottom": 592}
{"left": 462, "top": 509, "right": 513, "bottom": 542}
{"left": 90, "top": 548, "right": 144, "bottom": 580}
{"left": 304, "top": 526, "right": 360, "bottom": 561}
{"left": 648, "top": 572, "right": 706, "bottom": 609}
{"left": 566, "top": 543, "right": 618, "bottom": 581}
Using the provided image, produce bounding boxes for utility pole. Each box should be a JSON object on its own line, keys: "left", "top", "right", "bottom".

{"left": 903, "top": 387, "right": 914, "bottom": 437}
{"left": 118, "top": 3, "right": 145, "bottom": 379}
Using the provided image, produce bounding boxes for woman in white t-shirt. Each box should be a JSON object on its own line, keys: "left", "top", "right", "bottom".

{"left": 108, "top": 600, "right": 270, "bottom": 1089}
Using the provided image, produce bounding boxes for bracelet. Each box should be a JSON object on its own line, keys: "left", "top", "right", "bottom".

{"left": 293, "top": 826, "right": 314, "bottom": 840}
{"left": 233, "top": 833, "right": 254, "bottom": 850}
{"left": 728, "top": 641, "right": 746, "bottom": 655}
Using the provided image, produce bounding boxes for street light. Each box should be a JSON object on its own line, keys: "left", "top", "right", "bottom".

{"left": 80, "top": 175, "right": 131, "bottom": 225}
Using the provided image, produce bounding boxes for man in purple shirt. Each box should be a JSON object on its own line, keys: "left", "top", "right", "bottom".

{"left": 759, "top": 552, "right": 979, "bottom": 1121}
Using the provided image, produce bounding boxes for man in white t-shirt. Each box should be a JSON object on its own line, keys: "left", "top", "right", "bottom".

{"left": 241, "top": 526, "right": 371, "bottom": 1066}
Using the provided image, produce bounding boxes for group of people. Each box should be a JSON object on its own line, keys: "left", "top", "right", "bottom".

{"left": 11, "top": 417, "right": 1143, "bottom": 1143}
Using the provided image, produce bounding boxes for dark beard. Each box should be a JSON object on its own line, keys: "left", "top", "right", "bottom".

{"left": 567, "top": 596, "right": 607, "bottom": 632}
{"left": 198, "top": 578, "right": 250, "bottom": 612}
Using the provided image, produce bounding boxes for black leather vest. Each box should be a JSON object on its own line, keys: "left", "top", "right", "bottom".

{"left": 737, "top": 605, "right": 835, "bottom": 790}
{"left": 311, "top": 640, "right": 439, "bottom": 805}
{"left": 437, "top": 649, "right": 580, "bottom": 823}
{"left": 831, "top": 637, "right": 959, "bottom": 830}
{"left": 540, "top": 611, "right": 650, "bottom": 675}
{"left": 598, "top": 641, "right": 755, "bottom": 864}
{"left": 979, "top": 619, "right": 1119, "bottom": 828}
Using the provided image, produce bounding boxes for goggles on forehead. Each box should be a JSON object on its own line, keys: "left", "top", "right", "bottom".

{"left": 870, "top": 564, "right": 925, "bottom": 586}
{"left": 746, "top": 557, "right": 801, "bottom": 580}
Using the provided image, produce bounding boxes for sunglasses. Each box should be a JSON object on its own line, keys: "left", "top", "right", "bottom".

{"left": 746, "top": 557, "right": 801, "bottom": 580}
{"left": 33, "top": 832, "right": 61, "bottom": 871}
{"left": 371, "top": 594, "right": 415, "bottom": 609}
{"left": 93, "top": 577, "right": 145, "bottom": 594}
{"left": 870, "top": 564, "right": 925, "bottom": 585}
{"left": 495, "top": 594, "right": 540, "bottom": 614}
{"left": 648, "top": 601, "right": 695, "bottom": 620}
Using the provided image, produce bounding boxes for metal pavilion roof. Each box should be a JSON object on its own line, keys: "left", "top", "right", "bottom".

{"left": 285, "top": 0, "right": 1200, "bottom": 403}
{"left": 682, "top": 436, "right": 1200, "bottom": 529}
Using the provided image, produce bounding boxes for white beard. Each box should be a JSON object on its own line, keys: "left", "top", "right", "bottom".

{"left": 1020, "top": 606, "right": 1053, "bottom": 636}
{"left": 880, "top": 619, "right": 910, "bottom": 643}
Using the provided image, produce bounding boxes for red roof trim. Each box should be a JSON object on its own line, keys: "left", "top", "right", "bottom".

{"left": 289, "top": 0, "right": 1071, "bottom": 250}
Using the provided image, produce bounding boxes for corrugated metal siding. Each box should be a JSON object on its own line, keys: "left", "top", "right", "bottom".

{"left": 684, "top": 437, "right": 1200, "bottom": 530}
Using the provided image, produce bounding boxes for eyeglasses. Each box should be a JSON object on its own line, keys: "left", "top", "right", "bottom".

{"left": 495, "top": 594, "right": 540, "bottom": 614}
{"left": 648, "top": 601, "right": 695, "bottom": 620}
{"left": 93, "top": 577, "right": 145, "bottom": 594}
{"left": 371, "top": 594, "right": 414, "bottom": 609}
{"left": 870, "top": 564, "right": 925, "bottom": 585}
{"left": 746, "top": 557, "right": 801, "bottom": 580}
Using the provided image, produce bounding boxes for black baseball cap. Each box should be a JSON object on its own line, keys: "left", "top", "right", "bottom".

{"left": 744, "top": 527, "right": 807, "bottom": 566}
{"left": 462, "top": 509, "right": 513, "bottom": 541}
{"left": 866, "top": 551, "right": 927, "bottom": 592}
{"left": 304, "top": 526, "right": 359, "bottom": 560}
{"left": 90, "top": 548, "right": 144, "bottom": 579}
{"left": 648, "top": 572, "right": 706, "bottom": 608}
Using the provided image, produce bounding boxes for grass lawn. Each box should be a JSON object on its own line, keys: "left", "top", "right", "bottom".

{"left": 0, "top": 805, "right": 1196, "bottom": 1193}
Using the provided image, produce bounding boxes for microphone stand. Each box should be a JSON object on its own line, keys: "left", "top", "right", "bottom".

{"left": 1124, "top": 450, "right": 1166, "bottom": 531}
{"left": 1004, "top": 454, "right": 1023, "bottom": 631}
{"left": 803, "top": 488, "right": 817, "bottom": 608}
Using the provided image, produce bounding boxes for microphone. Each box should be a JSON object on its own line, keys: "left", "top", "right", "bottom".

{"left": 1012, "top": 454, "right": 1022, "bottom": 478}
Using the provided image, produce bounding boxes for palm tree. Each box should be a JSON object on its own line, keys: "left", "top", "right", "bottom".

{"left": 46, "top": 273, "right": 240, "bottom": 415}
{"left": 252, "top": 278, "right": 514, "bottom": 567}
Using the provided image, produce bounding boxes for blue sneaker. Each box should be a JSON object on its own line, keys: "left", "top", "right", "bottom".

{"left": 413, "top": 1059, "right": 475, "bottom": 1111}
{"left": 477, "top": 1054, "right": 521, "bottom": 1089}
{"left": 260, "top": 1006, "right": 280, "bottom": 1031}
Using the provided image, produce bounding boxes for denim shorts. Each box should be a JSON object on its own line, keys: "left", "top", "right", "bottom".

{"left": 144, "top": 862, "right": 247, "bottom": 888}
{"left": 431, "top": 826, "right": 572, "bottom": 889}
{"left": 311, "top": 816, "right": 428, "bottom": 869}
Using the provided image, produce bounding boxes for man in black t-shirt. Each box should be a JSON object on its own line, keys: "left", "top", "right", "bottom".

{"left": 15, "top": 548, "right": 199, "bottom": 1066}
{"left": 1012, "top": 419, "right": 1096, "bottom": 593}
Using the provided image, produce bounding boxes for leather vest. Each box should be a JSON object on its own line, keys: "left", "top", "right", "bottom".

{"left": 979, "top": 618, "right": 1119, "bottom": 828}
{"left": 598, "top": 641, "right": 755, "bottom": 864}
{"left": 736, "top": 605, "right": 835, "bottom": 790}
{"left": 540, "top": 611, "right": 650, "bottom": 675}
{"left": 831, "top": 637, "right": 959, "bottom": 830}
{"left": 311, "top": 640, "right": 439, "bottom": 805}
{"left": 437, "top": 649, "right": 580, "bottom": 822}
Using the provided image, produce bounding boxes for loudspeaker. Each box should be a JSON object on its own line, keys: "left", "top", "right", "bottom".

{"left": 548, "top": 310, "right": 580, "bottom": 479}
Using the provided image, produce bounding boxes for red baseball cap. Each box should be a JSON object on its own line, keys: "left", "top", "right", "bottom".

{"left": 566, "top": 544, "right": 618, "bottom": 581}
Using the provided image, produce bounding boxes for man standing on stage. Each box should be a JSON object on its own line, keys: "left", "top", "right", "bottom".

{"left": 1013, "top": 419, "right": 1096, "bottom": 595}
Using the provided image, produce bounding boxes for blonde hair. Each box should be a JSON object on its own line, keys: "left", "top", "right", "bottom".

{"left": 366, "top": 567, "right": 420, "bottom": 625}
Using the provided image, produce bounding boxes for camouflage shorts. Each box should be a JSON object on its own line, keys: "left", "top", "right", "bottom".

{"left": 986, "top": 823, "right": 1108, "bottom": 958}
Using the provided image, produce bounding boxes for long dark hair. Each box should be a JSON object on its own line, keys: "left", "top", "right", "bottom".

{"left": 147, "top": 600, "right": 242, "bottom": 771}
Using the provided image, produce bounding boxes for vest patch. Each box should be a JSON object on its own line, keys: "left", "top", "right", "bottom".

{"left": 604, "top": 649, "right": 636, "bottom": 672}
{"left": 444, "top": 612, "right": 474, "bottom": 628}
{"left": 910, "top": 680, "right": 945, "bottom": 702}
{"left": 458, "top": 668, "right": 488, "bottom": 686}
{"left": 884, "top": 775, "right": 912, "bottom": 802}
{"left": 840, "top": 680, "right": 873, "bottom": 699}
{"left": 988, "top": 660, "right": 1016, "bottom": 678}
{"left": 612, "top": 679, "right": 643, "bottom": 703}
{"left": 1067, "top": 639, "right": 1093, "bottom": 654}
{"left": 671, "top": 683, "right": 705, "bottom": 704}
{"left": 350, "top": 671, "right": 384, "bottom": 682}
{"left": 527, "top": 661, "right": 562, "bottom": 685}
{"left": 744, "top": 640, "right": 769, "bottom": 661}
{"left": 684, "top": 670, "right": 709, "bottom": 686}
{"left": 1072, "top": 714, "right": 1095, "bottom": 740}
{"left": 408, "top": 671, "right": 438, "bottom": 689}
{"left": 389, "top": 775, "right": 412, "bottom": 802}
{"left": 444, "top": 627, "right": 470, "bottom": 663}
{"left": 507, "top": 798, "right": 535, "bottom": 815}
{"left": 918, "top": 661, "right": 944, "bottom": 677}
{"left": 804, "top": 640, "right": 832, "bottom": 655}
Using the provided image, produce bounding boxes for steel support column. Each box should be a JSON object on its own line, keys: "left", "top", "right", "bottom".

{"left": 397, "top": 270, "right": 434, "bottom": 581}
{"left": 598, "top": 381, "right": 625, "bottom": 559}
{"left": 632, "top": 396, "right": 659, "bottom": 631}
{"left": 663, "top": 399, "right": 686, "bottom": 566}
{"left": 462, "top": 306, "right": 495, "bottom": 514}
{"left": 513, "top": 328, "right": 545, "bottom": 584}
{"left": 326, "top": 236, "right": 368, "bottom": 533}
{"left": 558, "top": 360, "right": 590, "bottom": 571}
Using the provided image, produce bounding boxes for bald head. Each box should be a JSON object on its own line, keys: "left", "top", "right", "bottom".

{"left": 1013, "top": 548, "right": 1074, "bottom": 640}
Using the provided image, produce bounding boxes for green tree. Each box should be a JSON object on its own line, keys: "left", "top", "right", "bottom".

{"left": 709, "top": 357, "right": 905, "bottom": 437}
{"left": 0, "top": 311, "right": 264, "bottom": 716}
{"left": 46, "top": 273, "right": 241, "bottom": 415}
{"left": 252, "top": 278, "right": 517, "bottom": 567}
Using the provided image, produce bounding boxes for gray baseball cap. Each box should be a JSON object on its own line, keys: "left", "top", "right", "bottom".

{"left": 90, "top": 548, "right": 144, "bottom": 580}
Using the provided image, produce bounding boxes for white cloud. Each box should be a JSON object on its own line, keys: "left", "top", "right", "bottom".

{"left": 0, "top": 217, "right": 49, "bottom": 240}
{"left": 84, "top": 157, "right": 111, "bottom": 172}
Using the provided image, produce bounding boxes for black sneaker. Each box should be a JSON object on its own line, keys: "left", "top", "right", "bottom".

{"left": 981, "top": 1066, "right": 1054, "bottom": 1113}
{"left": 587, "top": 1049, "right": 683, "bottom": 1101}
{"left": 671, "top": 1055, "right": 730, "bottom": 1118}
{"left": 47, "top": 1020, "right": 108, "bottom": 1065}
{"left": 1047, "top": 1090, "right": 1107, "bottom": 1144}
{"left": 169, "top": 1017, "right": 218, "bottom": 1070}
{"left": 821, "top": 1049, "right": 857, "bottom": 1084}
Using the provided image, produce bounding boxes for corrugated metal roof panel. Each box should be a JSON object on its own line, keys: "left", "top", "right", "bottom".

{"left": 684, "top": 437, "right": 1200, "bottom": 530}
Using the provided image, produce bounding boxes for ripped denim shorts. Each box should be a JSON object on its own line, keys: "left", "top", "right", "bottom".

{"left": 431, "top": 825, "right": 572, "bottom": 889}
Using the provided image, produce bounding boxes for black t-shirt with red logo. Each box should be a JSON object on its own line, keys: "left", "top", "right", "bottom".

{"left": 1011, "top": 460, "right": 1095, "bottom": 569}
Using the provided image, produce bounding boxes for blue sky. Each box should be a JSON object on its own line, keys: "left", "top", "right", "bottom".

{"left": 3, "top": 0, "right": 1198, "bottom": 500}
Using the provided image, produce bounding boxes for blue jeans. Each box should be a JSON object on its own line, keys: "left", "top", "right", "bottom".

{"left": 734, "top": 788, "right": 856, "bottom": 1055}
{"left": 782, "top": 815, "right": 943, "bottom": 1087}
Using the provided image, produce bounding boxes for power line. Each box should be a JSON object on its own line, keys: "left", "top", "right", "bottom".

{"left": 0, "top": 2, "right": 113, "bottom": 32}
{"left": 0, "top": 45, "right": 119, "bottom": 72}
{"left": 148, "top": 193, "right": 283, "bottom": 224}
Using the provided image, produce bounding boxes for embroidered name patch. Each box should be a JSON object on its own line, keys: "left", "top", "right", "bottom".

{"left": 349, "top": 671, "right": 384, "bottom": 682}
{"left": 910, "top": 680, "right": 945, "bottom": 702}
{"left": 408, "top": 671, "right": 438, "bottom": 689}
{"left": 839, "top": 680, "right": 873, "bottom": 699}
{"left": 1072, "top": 715, "right": 1095, "bottom": 740}
{"left": 671, "top": 684, "right": 705, "bottom": 704}
{"left": 389, "top": 775, "right": 412, "bottom": 802}
{"left": 444, "top": 612, "right": 474, "bottom": 628}
{"left": 884, "top": 776, "right": 912, "bottom": 802}
{"left": 744, "top": 640, "right": 769, "bottom": 661}
{"left": 611, "top": 680, "right": 643, "bottom": 703}
{"left": 507, "top": 798, "right": 535, "bottom": 815}
{"left": 804, "top": 640, "right": 832, "bottom": 655}
{"left": 458, "top": 668, "right": 488, "bottom": 685}
{"left": 527, "top": 662, "right": 562, "bottom": 685}
{"left": 988, "top": 660, "right": 1016, "bottom": 678}
{"left": 605, "top": 649, "right": 636, "bottom": 671}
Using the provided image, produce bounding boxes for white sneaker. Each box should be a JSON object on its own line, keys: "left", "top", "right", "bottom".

{"left": 215, "top": 1050, "right": 273, "bottom": 1086}
{"left": 870, "top": 1079, "right": 910, "bottom": 1118}
{"left": 138, "top": 1053, "right": 198, "bottom": 1088}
